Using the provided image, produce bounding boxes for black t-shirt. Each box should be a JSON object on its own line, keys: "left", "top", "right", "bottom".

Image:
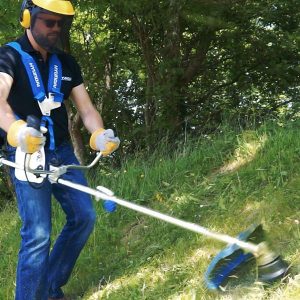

{"left": 0, "top": 33, "right": 83, "bottom": 147}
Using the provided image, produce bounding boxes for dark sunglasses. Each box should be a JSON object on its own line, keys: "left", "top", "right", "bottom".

{"left": 37, "top": 17, "right": 64, "bottom": 28}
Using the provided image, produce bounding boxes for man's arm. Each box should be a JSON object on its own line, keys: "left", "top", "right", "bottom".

{"left": 70, "top": 83, "right": 120, "bottom": 156}
{"left": 0, "top": 72, "right": 15, "bottom": 132}
{"left": 70, "top": 83, "right": 104, "bottom": 133}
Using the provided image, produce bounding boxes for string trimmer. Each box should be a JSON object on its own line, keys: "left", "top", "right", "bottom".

{"left": 0, "top": 116, "right": 289, "bottom": 290}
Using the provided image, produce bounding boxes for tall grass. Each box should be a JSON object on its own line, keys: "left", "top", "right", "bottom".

{"left": 1, "top": 119, "right": 300, "bottom": 299}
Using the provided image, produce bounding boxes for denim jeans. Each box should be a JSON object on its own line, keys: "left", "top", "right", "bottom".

{"left": 7, "top": 142, "right": 96, "bottom": 300}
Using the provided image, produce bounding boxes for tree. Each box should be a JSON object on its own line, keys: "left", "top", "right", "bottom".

{"left": 1, "top": 0, "right": 299, "bottom": 161}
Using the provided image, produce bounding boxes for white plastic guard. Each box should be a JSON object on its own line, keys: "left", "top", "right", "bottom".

{"left": 15, "top": 147, "right": 46, "bottom": 183}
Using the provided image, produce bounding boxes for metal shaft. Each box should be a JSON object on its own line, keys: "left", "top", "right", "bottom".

{"left": 0, "top": 154, "right": 260, "bottom": 255}
{"left": 55, "top": 177, "right": 260, "bottom": 255}
{"left": 0, "top": 157, "right": 23, "bottom": 169}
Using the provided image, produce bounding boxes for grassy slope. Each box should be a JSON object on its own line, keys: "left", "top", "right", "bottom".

{"left": 1, "top": 119, "right": 300, "bottom": 299}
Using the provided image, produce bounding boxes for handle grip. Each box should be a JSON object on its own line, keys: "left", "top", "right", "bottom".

{"left": 101, "top": 141, "right": 119, "bottom": 157}
{"left": 26, "top": 115, "right": 41, "bottom": 131}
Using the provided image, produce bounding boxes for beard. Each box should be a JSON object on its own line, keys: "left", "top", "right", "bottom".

{"left": 31, "top": 29, "right": 61, "bottom": 53}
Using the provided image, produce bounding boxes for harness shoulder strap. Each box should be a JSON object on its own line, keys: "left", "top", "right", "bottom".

{"left": 7, "top": 42, "right": 46, "bottom": 102}
{"left": 6, "top": 41, "right": 64, "bottom": 150}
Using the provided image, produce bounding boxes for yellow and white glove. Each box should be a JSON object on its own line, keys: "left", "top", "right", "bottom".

{"left": 89, "top": 128, "right": 120, "bottom": 156}
{"left": 7, "top": 120, "right": 46, "bottom": 154}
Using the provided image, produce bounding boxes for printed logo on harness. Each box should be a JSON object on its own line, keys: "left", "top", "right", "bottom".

{"left": 53, "top": 65, "right": 59, "bottom": 88}
{"left": 29, "top": 62, "right": 41, "bottom": 87}
{"left": 62, "top": 76, "right": 72, "bottom": 81}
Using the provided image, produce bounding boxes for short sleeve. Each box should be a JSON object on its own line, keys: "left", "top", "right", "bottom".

{"left": 64, "top": 54, "right": 84, "bottom": 88}
{"left": 0, "top": 46, "right": 17, "bottom": 78}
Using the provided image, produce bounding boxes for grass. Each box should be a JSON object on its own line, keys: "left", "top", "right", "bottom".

{"left": 1, "top": 118, "right": 300, "bottom": 299}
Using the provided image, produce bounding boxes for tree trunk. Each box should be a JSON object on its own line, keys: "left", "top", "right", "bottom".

{"left": 159, "top": 0, "right": 185, "bottom": 134}
{"left": 130, "top": 14, "right": 158, "bottom": 140}
{"left": 62, "top": 30, "right": 87, "bottom": 164}
{"left": 65, "top": 102, "right": 86, "bottom": 164}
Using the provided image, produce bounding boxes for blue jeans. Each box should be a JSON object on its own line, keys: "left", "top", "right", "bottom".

{"left": 7, "top": 142, "right": 96, "bottom": 300}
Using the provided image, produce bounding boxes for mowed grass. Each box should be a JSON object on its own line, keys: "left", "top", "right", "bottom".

{"left": 1, "top": 119, "right": 300, "bottom": 299}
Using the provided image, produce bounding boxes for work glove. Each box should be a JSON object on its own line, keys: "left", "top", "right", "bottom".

{"left": 7, "top": 120, "right": 46, "bottom": 154}
{"left": 89, "top": 128, "right": 120, "bottom": 156}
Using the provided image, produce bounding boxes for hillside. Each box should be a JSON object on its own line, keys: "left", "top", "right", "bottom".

{"left": 1, "top": 119, "right": 300, "bottom": 299}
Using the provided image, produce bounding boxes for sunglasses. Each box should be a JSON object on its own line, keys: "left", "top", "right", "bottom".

{"left": 37, "top": 17, "right": 64, "bottom": 28}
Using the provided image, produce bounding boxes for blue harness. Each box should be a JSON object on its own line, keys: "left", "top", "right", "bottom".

{"left": 7, "top": 42, "right": 64, "bottom": 150}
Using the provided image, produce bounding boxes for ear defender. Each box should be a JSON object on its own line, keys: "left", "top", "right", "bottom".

{"left": 20, "top": 8, "right": 31, "bottom": 28}
{"left": 19, "top": 0, "right": 32, "bottom": 29}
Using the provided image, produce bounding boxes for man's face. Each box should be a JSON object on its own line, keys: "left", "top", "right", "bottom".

{"left": 31, "top": 13, "right": 64, "bottom": 51}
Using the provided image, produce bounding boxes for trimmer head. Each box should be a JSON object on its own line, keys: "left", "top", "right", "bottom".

{"left": 205, "top": 224, "right": 289, "bottom": 290}
{"left": 256, "top": 242, "right": 289, "bottom": 283}
{"left": 205, "top": 224, "right": 263, "bottom": 290}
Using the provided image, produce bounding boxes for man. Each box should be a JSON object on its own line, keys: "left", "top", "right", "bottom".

{"left": 0, "top": 1, "right": 120, "bottom": 299}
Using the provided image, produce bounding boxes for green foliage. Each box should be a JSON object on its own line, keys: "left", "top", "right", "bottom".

{"left": 1, "top": 118, "right": 300, "bottom": 299}
{"left": 0, "top": 0, "right": 22, "bottom": 44}
{"left": 2, "top": 1, "right": 300, "bottom": 152}
{"left": 0, "top": 172, "right": 14, "bottom": 208}
{"left": 67, "top": 0, "right": 300, "bottom": 151}
{"left": 1, "top": 1, "right": 300, "bottom": 298}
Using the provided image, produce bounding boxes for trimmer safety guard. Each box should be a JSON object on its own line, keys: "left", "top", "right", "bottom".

{"left": 205, "top": 224, "right": 264, "bottom": 290}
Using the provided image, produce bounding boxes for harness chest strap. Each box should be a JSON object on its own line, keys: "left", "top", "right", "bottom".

{"left": 7, "top": 41, "right": 64, "bottom": 150}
